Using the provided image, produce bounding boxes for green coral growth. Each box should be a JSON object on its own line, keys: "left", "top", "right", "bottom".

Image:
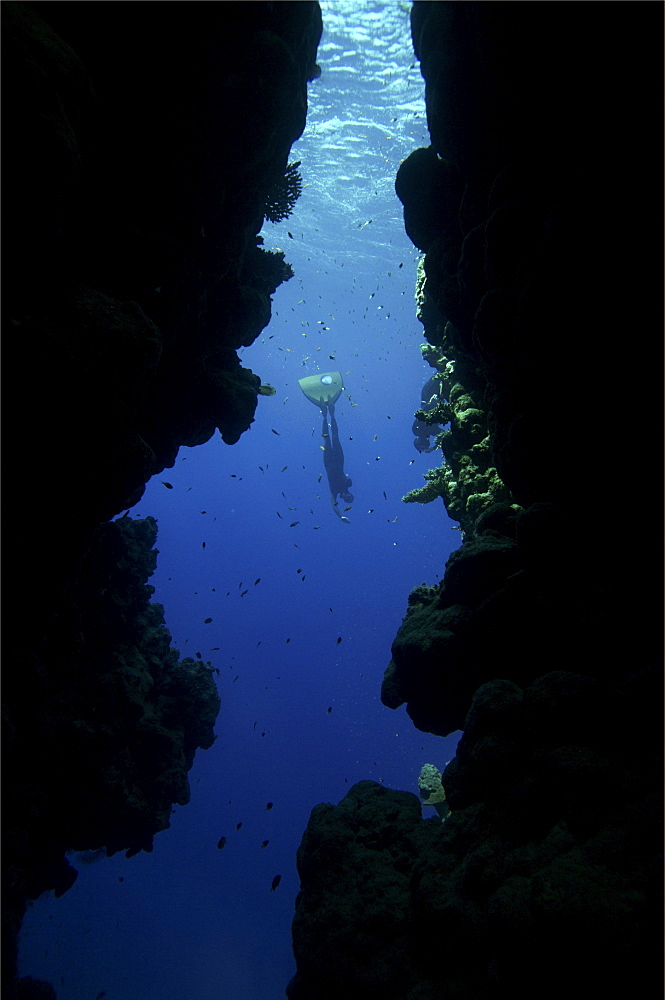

{"left": 404, "top": 261, "right": 515, "bottom": 538}
{"left": 403, "top": 465, "right": 451, "bottom": 506}
{"left": 415, "top": 399, "right": 453, "bottom": 427}
{"left": 418, "top": 763, "right": 450, "bottom": 821}
{"left": 264, "top": 160, "right": 303, "bottom": 223}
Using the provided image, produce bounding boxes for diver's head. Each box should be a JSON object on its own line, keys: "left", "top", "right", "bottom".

{"left": 340, "top": 490, "right": 354, "bottom": 504}
{"left": 414, "top": 435, "right": 430, "bottom": 453}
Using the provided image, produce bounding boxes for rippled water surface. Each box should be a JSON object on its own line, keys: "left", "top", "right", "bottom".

{"left": 262, "top": 0, "right": 428, "bottom": 275}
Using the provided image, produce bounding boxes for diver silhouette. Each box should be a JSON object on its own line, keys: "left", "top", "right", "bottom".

{"left": 412, "top": 375, "right": 443, "bottom": 453}
{"left": 320, "top": 400, "right": 353, "bottom": 522}
{"left": 298, "top": 371, "right": 353, "bottom": 523}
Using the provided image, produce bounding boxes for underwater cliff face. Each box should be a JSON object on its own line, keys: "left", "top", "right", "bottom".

{"left": 4, "top": 2, "right": 323, "bottom": 994}
{"left": 288, "top": 3, "right": 663, "bottom": 999}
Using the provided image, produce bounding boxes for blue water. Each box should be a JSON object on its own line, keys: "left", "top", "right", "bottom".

{"left": 18, "top": 4, "right": 461, "bottom": 997}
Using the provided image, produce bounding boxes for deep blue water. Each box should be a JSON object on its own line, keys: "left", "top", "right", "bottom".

{"left": 19, "top": 4, "right": 461, "bottom": 997}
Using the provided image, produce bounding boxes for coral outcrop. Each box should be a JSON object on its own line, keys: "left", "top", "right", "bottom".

{"left": 287, "top": 782, "right": 443, "bottom": 1000}
{"left": 418, "top": 764, "right": 450, "bottom": 821}
{"left": 2, "top": 3, "right": 322, "bottom": 996}
{"left": 4, "top": 516, "right": 221, "bottom": 993}
{"left": 290, "top": 4, "right": 662, "bottom": 998}
{"left": 402, "top": 260, "right": 515, "bottom": 537}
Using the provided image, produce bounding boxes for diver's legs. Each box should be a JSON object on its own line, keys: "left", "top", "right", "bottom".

{"left": 329, "top": 409, "right": 340, "bottom": 446}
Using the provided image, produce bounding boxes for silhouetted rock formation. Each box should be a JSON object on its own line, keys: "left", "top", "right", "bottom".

{"left": 2, "top": 3, "right": 321, "bottom": 997}
{"left": 288, "top": 782, "right": 442, "bottom": 1000}
{"left": 290, "top": 4, "right": 663, "bottom": 998}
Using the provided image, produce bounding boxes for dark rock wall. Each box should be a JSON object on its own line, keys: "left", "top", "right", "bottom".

{"left": 3, "top": 3, "right": 321, "bottom": 997}
{"left": 290, "top": 4, "right": 662, "bottom": 998}
{"left": 5, "top": 0, "right": 320, "bottom": 583}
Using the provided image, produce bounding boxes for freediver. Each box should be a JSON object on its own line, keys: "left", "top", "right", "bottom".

{"left": 298, "top": 372, "right": 353, "bottom": 523}
{"left": 412, "top": 375, "right": 443, "bottom": 454}
{"left": 320, "top": 399, "right": 353, "bottom": 523}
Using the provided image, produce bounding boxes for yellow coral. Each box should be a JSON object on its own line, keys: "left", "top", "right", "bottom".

{"left": 418, "top": 763, "right": 450, "bottom": 821}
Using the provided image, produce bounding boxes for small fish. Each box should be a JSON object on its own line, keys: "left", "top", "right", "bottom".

{"left": 289, "top": 521, "right": 300, "bottom": 527}
{"left": 204, "top": 618, "right": 213, "bottom": 624}
{"left": 256, "top": 641, "right": 262, "bottom": 647}
{"left": 265, "top": 802, "right": 273, "bottom": 810}
{"left": 374, "top": 434, "right": 378, "bottom": 441}
{"left": 217, "top": 837, "right": 227, "bottom": 850}
{"left": 287, "top": 231, "right": 294, "bottom": 239}
{"left": 200, "top": 511, "right": 207, "bottom": 514}
{"left": 254, "top": 578, "right": 261, "bottom": 585}
{"left": 327, "top": 706, "right": 332, "bottom": 714}
{"left": 344, "top": 506, "right": 352, "bottom": 511}
{"left": 286, "top": 638, "right": 291, "bottom": 644}
{"left": 162, "top": 482, "right": 173, "bottom": 489}
{"left": 301, "top": 575, "right": 306, "bottom": 581}
{"left": 271, "top": 429, "right": 280, "bottom": 436}
{"left": 276, "top": 512, "right": 283, "bottom": 519}
{"left": 211, "top": 647, "right": 220, "bottom": 650}
{"left": 240, "top": 590, "right": 248, "bottom": 597}
{"left": 259, "top": 466, "right": 264, "bottom": 472}
{"left": 236, "top": 822, "right": 242, "bottom": 831}
{"left": 383, "top": 492, "right": 387, "bottom": 500}
{"left": 261, "top": 840, "right": 270, "bottom": 849}
{"left": 368, "top": 509, "right": 374, "bottom": 513}
{"left": 232, "top": 675, "right": 239, "bottom": 683}
{"left": 281, "top": 466, "right": 288, "bottom": 472}
{"left": 270, "top": 875, "right": 282, "bottom": 892}
{"left": 196, "top": 652, "right": 202, "bottom": 660}
{"left": 336, "top": 637, "right": 342, "bottom": 645}
{"left": 202, "top": 542, "right": 206, "bottom": 549}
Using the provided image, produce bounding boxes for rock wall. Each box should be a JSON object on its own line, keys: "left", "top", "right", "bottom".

{"left": 2, "top": 3, "right": 322, "bottom": 997}
{"left": 289, "top": 4, "right": 662, "bottom": 998}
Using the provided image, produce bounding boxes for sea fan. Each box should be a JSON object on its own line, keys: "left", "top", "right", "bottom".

{"left": 264, "top": 161, "right": 302, "bottom": 223}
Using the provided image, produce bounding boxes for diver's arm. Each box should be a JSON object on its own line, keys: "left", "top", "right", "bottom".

{"left": 330, "top": 491, "right": 350, "bottom": 524}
